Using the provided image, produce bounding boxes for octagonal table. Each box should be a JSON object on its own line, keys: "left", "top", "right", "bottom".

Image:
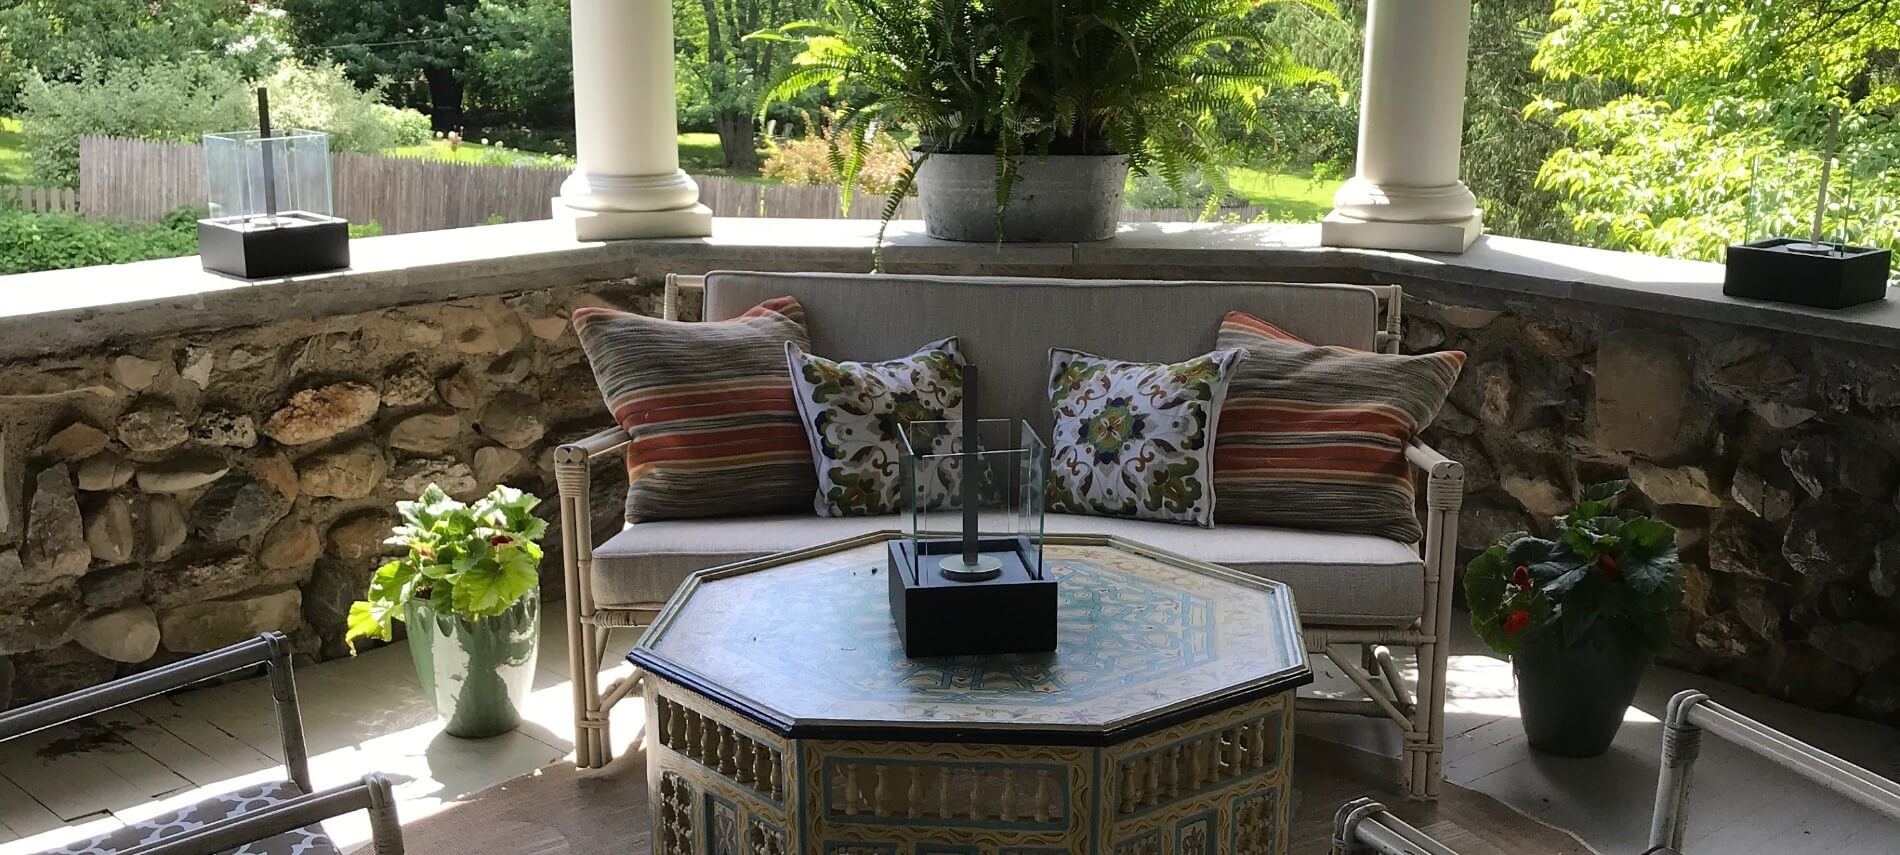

{"left": 629, "top": 532, "right": 1310, "bottom": 855}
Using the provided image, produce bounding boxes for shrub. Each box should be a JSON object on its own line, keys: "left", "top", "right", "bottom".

{"left": 262, "top": 61, "right": 427, "bottom": 154}
{"left": 21, "top": 58, "right": 432, "bottom": 185}
{"left": 0, "top": 206, "right": 200, "bottom": 274}
{"left": 377, "top": 105, "right": 434, "bottom": 147}
{"left": 1124, "top": 171, "right": 1229, "bottom": 211}
{"left": 761, "top": 113, "right": 911, "bottom": 198}
{"left": 20, "top": 58, "right": 254, "bottom": 186}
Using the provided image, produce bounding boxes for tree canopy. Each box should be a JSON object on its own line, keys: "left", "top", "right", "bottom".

{"left": 279, "top": 0, "right": 479, "bottom": 130}
{"left": 1531, "top": 0, "right": 1900, "bottom": 258}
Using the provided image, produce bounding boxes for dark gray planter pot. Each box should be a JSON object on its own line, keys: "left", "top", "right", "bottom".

{"left": 914, "top": 151, "right": 1128, "bottom": 242}
{"left": 406, "top": 586, "right": 540, "bottom": 738}
{"left": 1513, "top": 626, "right": 1649, "bottom": 757}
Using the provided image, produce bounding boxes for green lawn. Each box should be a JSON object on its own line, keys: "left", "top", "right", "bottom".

{"left": 678, "top": 132, "right": 728, "bottom": 173}
{"left": 385, "top": 139, "right": 572, "bottom": 169}
{"left": 0, "top": 117, "right": 31, "bottom": 184}
{"left": 1226, "top": 167, "right": 1340, "bottom": 221}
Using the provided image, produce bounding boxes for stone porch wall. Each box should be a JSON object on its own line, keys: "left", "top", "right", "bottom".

{"left": 1398, "top": 290, "right": 1900, "bottom": 719}
{"left": 0, "top": 279, "right": 665, "bottom": 705}
{"left": 0, "top": 218, "right": 1895, "bottom": 722}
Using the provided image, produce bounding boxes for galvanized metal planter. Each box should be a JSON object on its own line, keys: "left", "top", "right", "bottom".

{"left": 407, "top": 587, "right": 541, "bottom": 738}
{"left": 913, "top": 152, "right": 1128, "bottom": 242}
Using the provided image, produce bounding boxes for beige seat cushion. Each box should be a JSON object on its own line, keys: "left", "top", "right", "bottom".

{"left": 591, "top": 513, "right": 1424, "bottom": 626}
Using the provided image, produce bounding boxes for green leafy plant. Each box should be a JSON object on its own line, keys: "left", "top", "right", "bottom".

{"left": 1465, "top": 480, "right": 1683, "bottom": 657}
{"left": 753, "top": 0, "right": 1335, "bottom": 240}
{"left": 345, "top": 484, "right": 547, "bottom": 653}
{"left": 0, "top": 205, "right": 201, "bottom": 274}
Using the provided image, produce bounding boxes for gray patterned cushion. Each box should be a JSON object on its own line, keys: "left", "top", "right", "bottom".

{"left": 38, "top": 780, "right": 337, "bottom": 855}
{"left": 785, "top": 337, "right": 966, "bottom": 517}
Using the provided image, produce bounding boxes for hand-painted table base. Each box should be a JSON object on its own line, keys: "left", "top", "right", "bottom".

{"left": 645, "top": 675, "right": 1294, "bottom": 855}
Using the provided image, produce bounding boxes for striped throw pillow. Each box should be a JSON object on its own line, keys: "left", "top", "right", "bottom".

{"left": 573, "top": 297, "right": 816, "bottom": 522}
{"left": 1214, "top": 311, "right": 1465, "bottom": 543}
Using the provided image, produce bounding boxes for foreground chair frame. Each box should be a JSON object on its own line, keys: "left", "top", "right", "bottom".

{"left": 0, "top": 633, "right": 404, "bottom": 855}
{"left": 1648, "top": 689, "right": 1900, "bottom": 853}
{"left": 1335, "top": 689, "right": 1900, "bottom": 854}
{"left": 558, "top": 275, "right": 1464, "bottom": 800}
{"left": 1332, "top": 797, "right": 1460, "bottom": 855}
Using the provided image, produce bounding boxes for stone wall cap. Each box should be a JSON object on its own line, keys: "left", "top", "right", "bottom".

{"left": 0, "top": 218, "right": 1893, "bottom": 361}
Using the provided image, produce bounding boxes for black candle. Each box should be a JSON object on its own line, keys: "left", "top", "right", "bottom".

{"left": 256, "top": 88, "right": 277, "bottom": 220}
{"left": 961, "top": 364, "right": 979, "bottom": 564}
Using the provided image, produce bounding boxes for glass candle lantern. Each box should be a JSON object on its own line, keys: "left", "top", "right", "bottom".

{"left": 197, "top": 129, "right": 351, "bottom": 278}
{"left": 204, "top": 129, "right": 336, "bottom": 224}
{"left": 897, "top": 418, "right": 1046, "bottom": 584}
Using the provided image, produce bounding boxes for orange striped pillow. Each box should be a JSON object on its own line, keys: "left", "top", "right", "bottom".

{"left": 1214, "top": 311, "right": 1465, "bottom": 542}
{"left": 573, "top": 297, "right": 816, "bottom": 522}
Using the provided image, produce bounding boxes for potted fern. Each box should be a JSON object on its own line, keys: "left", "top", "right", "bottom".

{"left": 1465, "top": 481, "right": 1684, "bottom": 757}
{"left": 756, "top": 0, "right": 1332, "bottom": 243}
{"left": 345, "top": 484, "right": 546, "bottom": 738}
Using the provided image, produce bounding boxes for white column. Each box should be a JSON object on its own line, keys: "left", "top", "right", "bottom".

{"left": 554, "top": 0, "right": 712, "bottom": 240}
{"left": 1321, "top": 0, "right": 1482, "bottom": 253}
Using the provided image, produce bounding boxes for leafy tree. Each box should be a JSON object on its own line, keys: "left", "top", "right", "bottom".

{"left": 465, "top": 0, "right": 574, "bottom": 130}
{"left": 1530, "top": 0, "right": 1900, "bottom": 258}
{"left": 685, "top": 0, "right": 822, "bottom": 170}
{"left": 280, "top": 0, "right": 478, "bottom": 131}
{"left": 0, "top": 0, "right": 286, "bottom": 111}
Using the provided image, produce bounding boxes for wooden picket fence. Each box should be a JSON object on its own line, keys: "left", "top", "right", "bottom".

{"left": 2, "top": 185, "right": 80, "bottom": 214}
{"left": 73, "top": 136, "right": 1263, "bottom": 233}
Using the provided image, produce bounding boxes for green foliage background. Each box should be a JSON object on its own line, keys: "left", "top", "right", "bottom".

{"left": 0, "top": 206, "right": 200, "bottom": 274}
{"left": 1530, "top": 0, "right": 1900, "bottom": 260}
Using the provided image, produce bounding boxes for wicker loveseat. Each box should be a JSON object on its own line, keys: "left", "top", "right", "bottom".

{"left": 556, "top": 271, "right": 1465, "bottom": 799}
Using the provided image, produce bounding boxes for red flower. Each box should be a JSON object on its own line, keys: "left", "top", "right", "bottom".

{"left": 1503, "top": 609, "right": 1531, "bottom": 636}
{"left": 488, "top": 533, "right": 513, "bottom": 547}
{"left": 1511, "top": 564, "right": 1532, "bottom": 590}
{"left": 1598, "top": 553, "right": 1619, "bottom": 580}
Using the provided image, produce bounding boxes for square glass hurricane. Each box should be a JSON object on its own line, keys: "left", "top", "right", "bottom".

{"left": 197, "top": 129, "right": 350, "bottom": 278}
{"left": 896, "top": 418, "right": 1046, "bottom": 585}
{"left": 203, "top": 129, "right": 336, "bottom": 225}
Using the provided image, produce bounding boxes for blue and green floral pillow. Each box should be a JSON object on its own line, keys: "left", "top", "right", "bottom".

{"left": 1046, "top": 347, "right": 1241, "bottom": 526}
{"left": 786, "top": 338, "right": 965, "bottom": 517}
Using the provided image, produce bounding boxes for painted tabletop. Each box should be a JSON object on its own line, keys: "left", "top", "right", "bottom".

{"left": 631, "top": 535, "right": 1308, "bottom": 740}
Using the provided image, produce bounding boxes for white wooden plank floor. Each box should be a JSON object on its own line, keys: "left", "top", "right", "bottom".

{"left": 3, "top": 610, "right": 1896, "bottom": 854}
{"left": 1304, "top": 620, "right": 1900, "bottom": 855}
{"left": 0, "top": 618, "right": 643, "bottom": 854}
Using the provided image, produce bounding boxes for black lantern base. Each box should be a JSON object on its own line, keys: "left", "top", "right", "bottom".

{"left": 887, "top": 537, "right": 1055, "bottom": 658}
{"left": 198, "top": 212, "right": 351, "bottom": 279}
{"left": 1723, "top": 238, "right": 1890, "bottom": 309}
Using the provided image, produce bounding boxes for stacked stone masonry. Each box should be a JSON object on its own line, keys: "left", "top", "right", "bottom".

{"left": 0, "top": 281, "right": 671, "bottom": 707}
{"left": 1403, "top": 290, "right": 1900, "bottom": 722}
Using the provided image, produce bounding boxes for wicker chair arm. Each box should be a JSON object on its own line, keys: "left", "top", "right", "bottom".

{"left": 553, "top": 424, "right": 632, "bottom": 464}
{"left": 1405, "top": 440, "right": 1465, "bottom": 511}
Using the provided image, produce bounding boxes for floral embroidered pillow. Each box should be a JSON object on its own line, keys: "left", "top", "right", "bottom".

{"left": 786, "top": 338, "right": 965, "bottom": 517}
{"left": 1045, "top": 347, "right": 1242, "bottom": 526}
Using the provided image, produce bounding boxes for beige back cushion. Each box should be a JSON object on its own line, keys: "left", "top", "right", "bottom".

{"left": 703, "top": 271, "right": 1379, "bottom": 436}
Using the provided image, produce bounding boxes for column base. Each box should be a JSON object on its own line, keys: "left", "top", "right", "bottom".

{"left": 1320, "top": 210, "right": 1483, "bottom": 253}
{"left": 553, "top": 197, "right": 713, "bottom": 241}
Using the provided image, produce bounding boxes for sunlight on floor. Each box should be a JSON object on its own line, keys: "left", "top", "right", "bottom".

{"left": 0, "top": 621, "right": 646, "bottom": 855}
